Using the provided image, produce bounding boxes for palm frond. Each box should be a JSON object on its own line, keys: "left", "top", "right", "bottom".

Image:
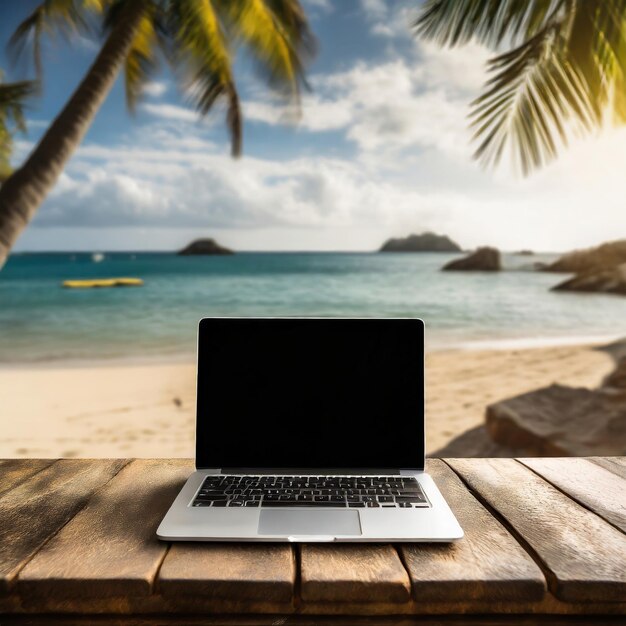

{"left": 167, "top": 0, "right": 242, "bottom": 155}
{"left": 614, "top": 58, "right": 626, "bottom": 123}
{"left": 6, "top": 0, "right": 315, "bottom": 162}
{"left": 416, "top": 0, "right": 626, "bottom": 173}
{"left": 7, "top": 0, "right": 101, "bottom": 78}
{"left": 415, "top": 0, "right": 568, "bottom": 48}
{"left": 123, "top": 9, "right": 160, "bottom": 112}
{"left": 564, "top": 0, "right": 626, "bottom": 121}
{"left": 0, "top": 78, "right": 37, "bottom": 182}
{"left": 0, "top": 80, "right": 37, "bottom": 129}
{"left": 218, "top": 0, "right": 314, "bottom": 96}
{"left": 470, "top": 22, "right": 596, "bottom": 174}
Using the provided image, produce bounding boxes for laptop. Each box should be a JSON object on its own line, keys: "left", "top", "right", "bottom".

{"left": 157, "top": 317, "right": 463, "bottom": 542}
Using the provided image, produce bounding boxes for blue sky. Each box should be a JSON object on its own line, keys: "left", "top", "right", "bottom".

{"left": 1, "top": 0, "right": 625, "bottom": 252}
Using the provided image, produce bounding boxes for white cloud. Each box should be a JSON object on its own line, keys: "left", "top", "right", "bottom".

{"left": 142, "top": 81, "right": 168, "bottom": 98}
{"left": 32, "top": 126, "right": 475, "bottom": 236}
{"left": 141, "top": 103, "right": 199, "bottom": 123}
{"left": 245, "top": 39, "right": 488, "bottom": 159}
{"left": 323, "top": 59, "right": 473, "bottom": 155}
{"left": 138, "top": 37, "right": 489, "bottom": 164}
{"left": 244, "top": 96, "right": 353, "bottom": 132}
{"left": 360, "top": 0, "right": 415, "bottom": 39}
{"left": 360, "top": 0, "right": 388, "bottom": 21}
{"left": 413, "top": 40, "right": 490, "bottom": 94}
{"left": 72, "top": 34, "right": 99, "bottom": 52}
{"left": 19, "top": 113, "right": 626, "bottom": 253}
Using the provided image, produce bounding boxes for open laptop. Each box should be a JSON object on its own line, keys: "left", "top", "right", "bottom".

{"left": 157, "top": 317, "right": 463, "bottom": 542}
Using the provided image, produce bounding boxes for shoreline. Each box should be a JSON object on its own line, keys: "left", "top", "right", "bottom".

{"left": 0, "top": 333, "right": 620, "bottom": 371}
{"left": 0, "top": 341, "right": 616, "bottom": 459}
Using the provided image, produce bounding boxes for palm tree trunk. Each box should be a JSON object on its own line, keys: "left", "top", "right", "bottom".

{"left": 0, "top": 1, "right": 147, "bottom": 268}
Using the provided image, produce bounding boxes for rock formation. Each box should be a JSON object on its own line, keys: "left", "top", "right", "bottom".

{"left": 178, "top": 238, "right": 234, "bottom": 255}
{"left": 431, "top": 353, "right": 626, "bottom": 458}
{"left": 442, "top": 247, "right": 501, "bottom": 271}
{"left": 603, "top": 357, "right": 626, "bottom": 391}
{"left": 552, "top": 263, "right": 626, "bottom": 296}
{"left": 544, "top": 239, "right": 626, "bottom": 273}
{"left": 429, "top": 425, "right": 518, "bottom": 458}
{"left": 484, "top": 383, "right": 626, "bottom": 456}
{"left": 379, "top": 232, "right": 461, "bottom": 253}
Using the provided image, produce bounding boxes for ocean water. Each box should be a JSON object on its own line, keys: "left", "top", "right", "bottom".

{"left": 0, "top": 251, "right": 624, "bottom": 364}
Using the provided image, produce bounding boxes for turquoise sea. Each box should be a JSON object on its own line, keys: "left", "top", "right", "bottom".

{"left": 1, "top": 251, "right": 624, "bottom": 364}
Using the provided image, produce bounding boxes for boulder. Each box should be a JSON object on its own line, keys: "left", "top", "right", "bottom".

{"left": 552, "top": 263, "right": 626, "bottom": 296}
{"left": 485, "top": 383, "right": 626, "bottom": 456}
{"left": 178, "top": 238, "right": 233, "bottom": 256}
{"left": 442, "top": 247, "right": 501, "bottom": 271}
{"left": 434, "top": 347, "right": 626, "bottom": 458}
{"left": 544, "top": 239, "right": 626, "bottom": 273}
{"left": 379, "top": 232, "right": 461, "bottom": 253}
{"left": 595, "top": 337, "right": 626, "bottom": 363}
{"left": 429, "top": 425, "right": 518, "bottom": 458}
{"left": 603, "top": 357, "right": 626, "bottom": 391}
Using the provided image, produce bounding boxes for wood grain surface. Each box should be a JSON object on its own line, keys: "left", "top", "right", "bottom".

{"left": 300, "top": 543, "right": 411, "bottom": 603}
{"left": 446, "top": 458, "right": 626, "bottom": 603}
{"left": 18, "top": 459, "right": 193, "bottom": 600}
{"left": 590, "top": 456, "right": 626, "bottom": 480}
{"left": 159, "top": 543, "right": 295, "bottom": 604}
{"left": 519, "top": 457, "right": 626, "bottom": 533}
{"left": 0, "top": 459, "right": 127, "bottom": 596}
{"left": 401, "top": 460, "right": 546, "bottom": 603}
{"left": 0, "top": 459, "right": 55, "bottom": 499}
{"left": 1, "top": 457, "right": 625, "bottom": 620}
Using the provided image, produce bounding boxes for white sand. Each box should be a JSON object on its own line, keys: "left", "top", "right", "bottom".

{"left": 0, "top": 344, "right": 614, "bottom": 458}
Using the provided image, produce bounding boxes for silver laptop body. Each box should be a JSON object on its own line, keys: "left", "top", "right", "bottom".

{"left": 157, "top": 318, "right": 463, "bottom": 542}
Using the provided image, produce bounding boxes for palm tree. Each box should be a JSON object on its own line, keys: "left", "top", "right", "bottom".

{"left": 415, "top": 1, "right": 626, "bottom": 174}
{"left": 0, "top": 72, "right": 37, "bottom": 183}
{"left": 0, "top": 0, "right": 314, "bottom": 268}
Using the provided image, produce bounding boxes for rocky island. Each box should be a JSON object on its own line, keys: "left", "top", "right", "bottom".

{"left": 546, "top": 240, "right": 626, "bottom": 296}
{"left": 553, "top": 263, "right": 626, "bottom": 295}
{"left": 544, "top": 239, "right": 626, "bottom": 273}
{"left": 178, "top": 238, "right": 234, "bottom": 256}
{"left": 379, "top": 232, "right": 461, "bottom": 253}
{"left": 442, "top": 246, "right": 501, "bottom": 271}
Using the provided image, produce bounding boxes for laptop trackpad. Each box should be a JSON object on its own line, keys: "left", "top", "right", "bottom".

{"left": 258, "top": 509, "right": 361, "bottom": 537}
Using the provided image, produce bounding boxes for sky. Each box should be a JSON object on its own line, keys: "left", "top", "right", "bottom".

{"left": 1, "top": 0, "right": 625, "bottom": 253}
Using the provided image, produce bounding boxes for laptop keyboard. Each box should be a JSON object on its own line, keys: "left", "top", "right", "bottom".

{"left": 191, "top": 475, "right": 429, "bottom": 508}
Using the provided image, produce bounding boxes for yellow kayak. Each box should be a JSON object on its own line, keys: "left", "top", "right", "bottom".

{"left": 62, "top": 278, "right": 144, "bottom": 289}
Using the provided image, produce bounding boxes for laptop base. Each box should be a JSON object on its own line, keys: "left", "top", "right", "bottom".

{"left": 157, "top": 470, "right": 463, "bottom": 542}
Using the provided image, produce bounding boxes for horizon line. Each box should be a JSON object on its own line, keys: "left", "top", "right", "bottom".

{"left": 12, "top": 248, "right": 378, "bottom": 254}
{"left": 9, "top": 248, "right": 559, "bottom": 256}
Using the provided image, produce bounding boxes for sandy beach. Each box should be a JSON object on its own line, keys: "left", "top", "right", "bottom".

{"left": 0, "top": 342, "right": 615, "bottom": 459}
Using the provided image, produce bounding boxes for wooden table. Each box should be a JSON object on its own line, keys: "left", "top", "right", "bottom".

{"left": 1, "top": 458, "right": 625, "bottom": 625}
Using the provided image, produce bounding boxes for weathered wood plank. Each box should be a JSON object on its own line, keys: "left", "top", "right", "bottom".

{"left": 520, "top": 457, "right": 626, "bottom": 533}
{"left": 158, "top": 543, "right": 295, "bottom": 604}
{"left": 300, "top": 544, "right": 411, "bottom": 603}
{"left": 2, "top": 615, "right": 626, "bottom": 626}
{"left": 3, "top": 457, "right": 626, "bottom": 619}
{"left": 401, "top": 460, "right": 546, "bottom": 603}
{"left": 17, "top": 459, "right": 193, "bottom": 601}
{"left": 590, "top": 456, "right": 626, "bottom": 480}
{"left": 0, "top": 459, "right": 127, "bottom": 597}
{"left": 446, "top": 458, "right": 626, "bottom": 602}
{"left": 0, "top": 459, "right": 56, "bottom": 499}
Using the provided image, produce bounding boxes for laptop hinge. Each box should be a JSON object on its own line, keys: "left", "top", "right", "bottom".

{"left": 215, "top": 467, "right": 412, "bottom": 475}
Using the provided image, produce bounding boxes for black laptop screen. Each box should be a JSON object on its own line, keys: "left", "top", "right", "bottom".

{"left": 195, "top": 318, "right": 425, "bottom": 470}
